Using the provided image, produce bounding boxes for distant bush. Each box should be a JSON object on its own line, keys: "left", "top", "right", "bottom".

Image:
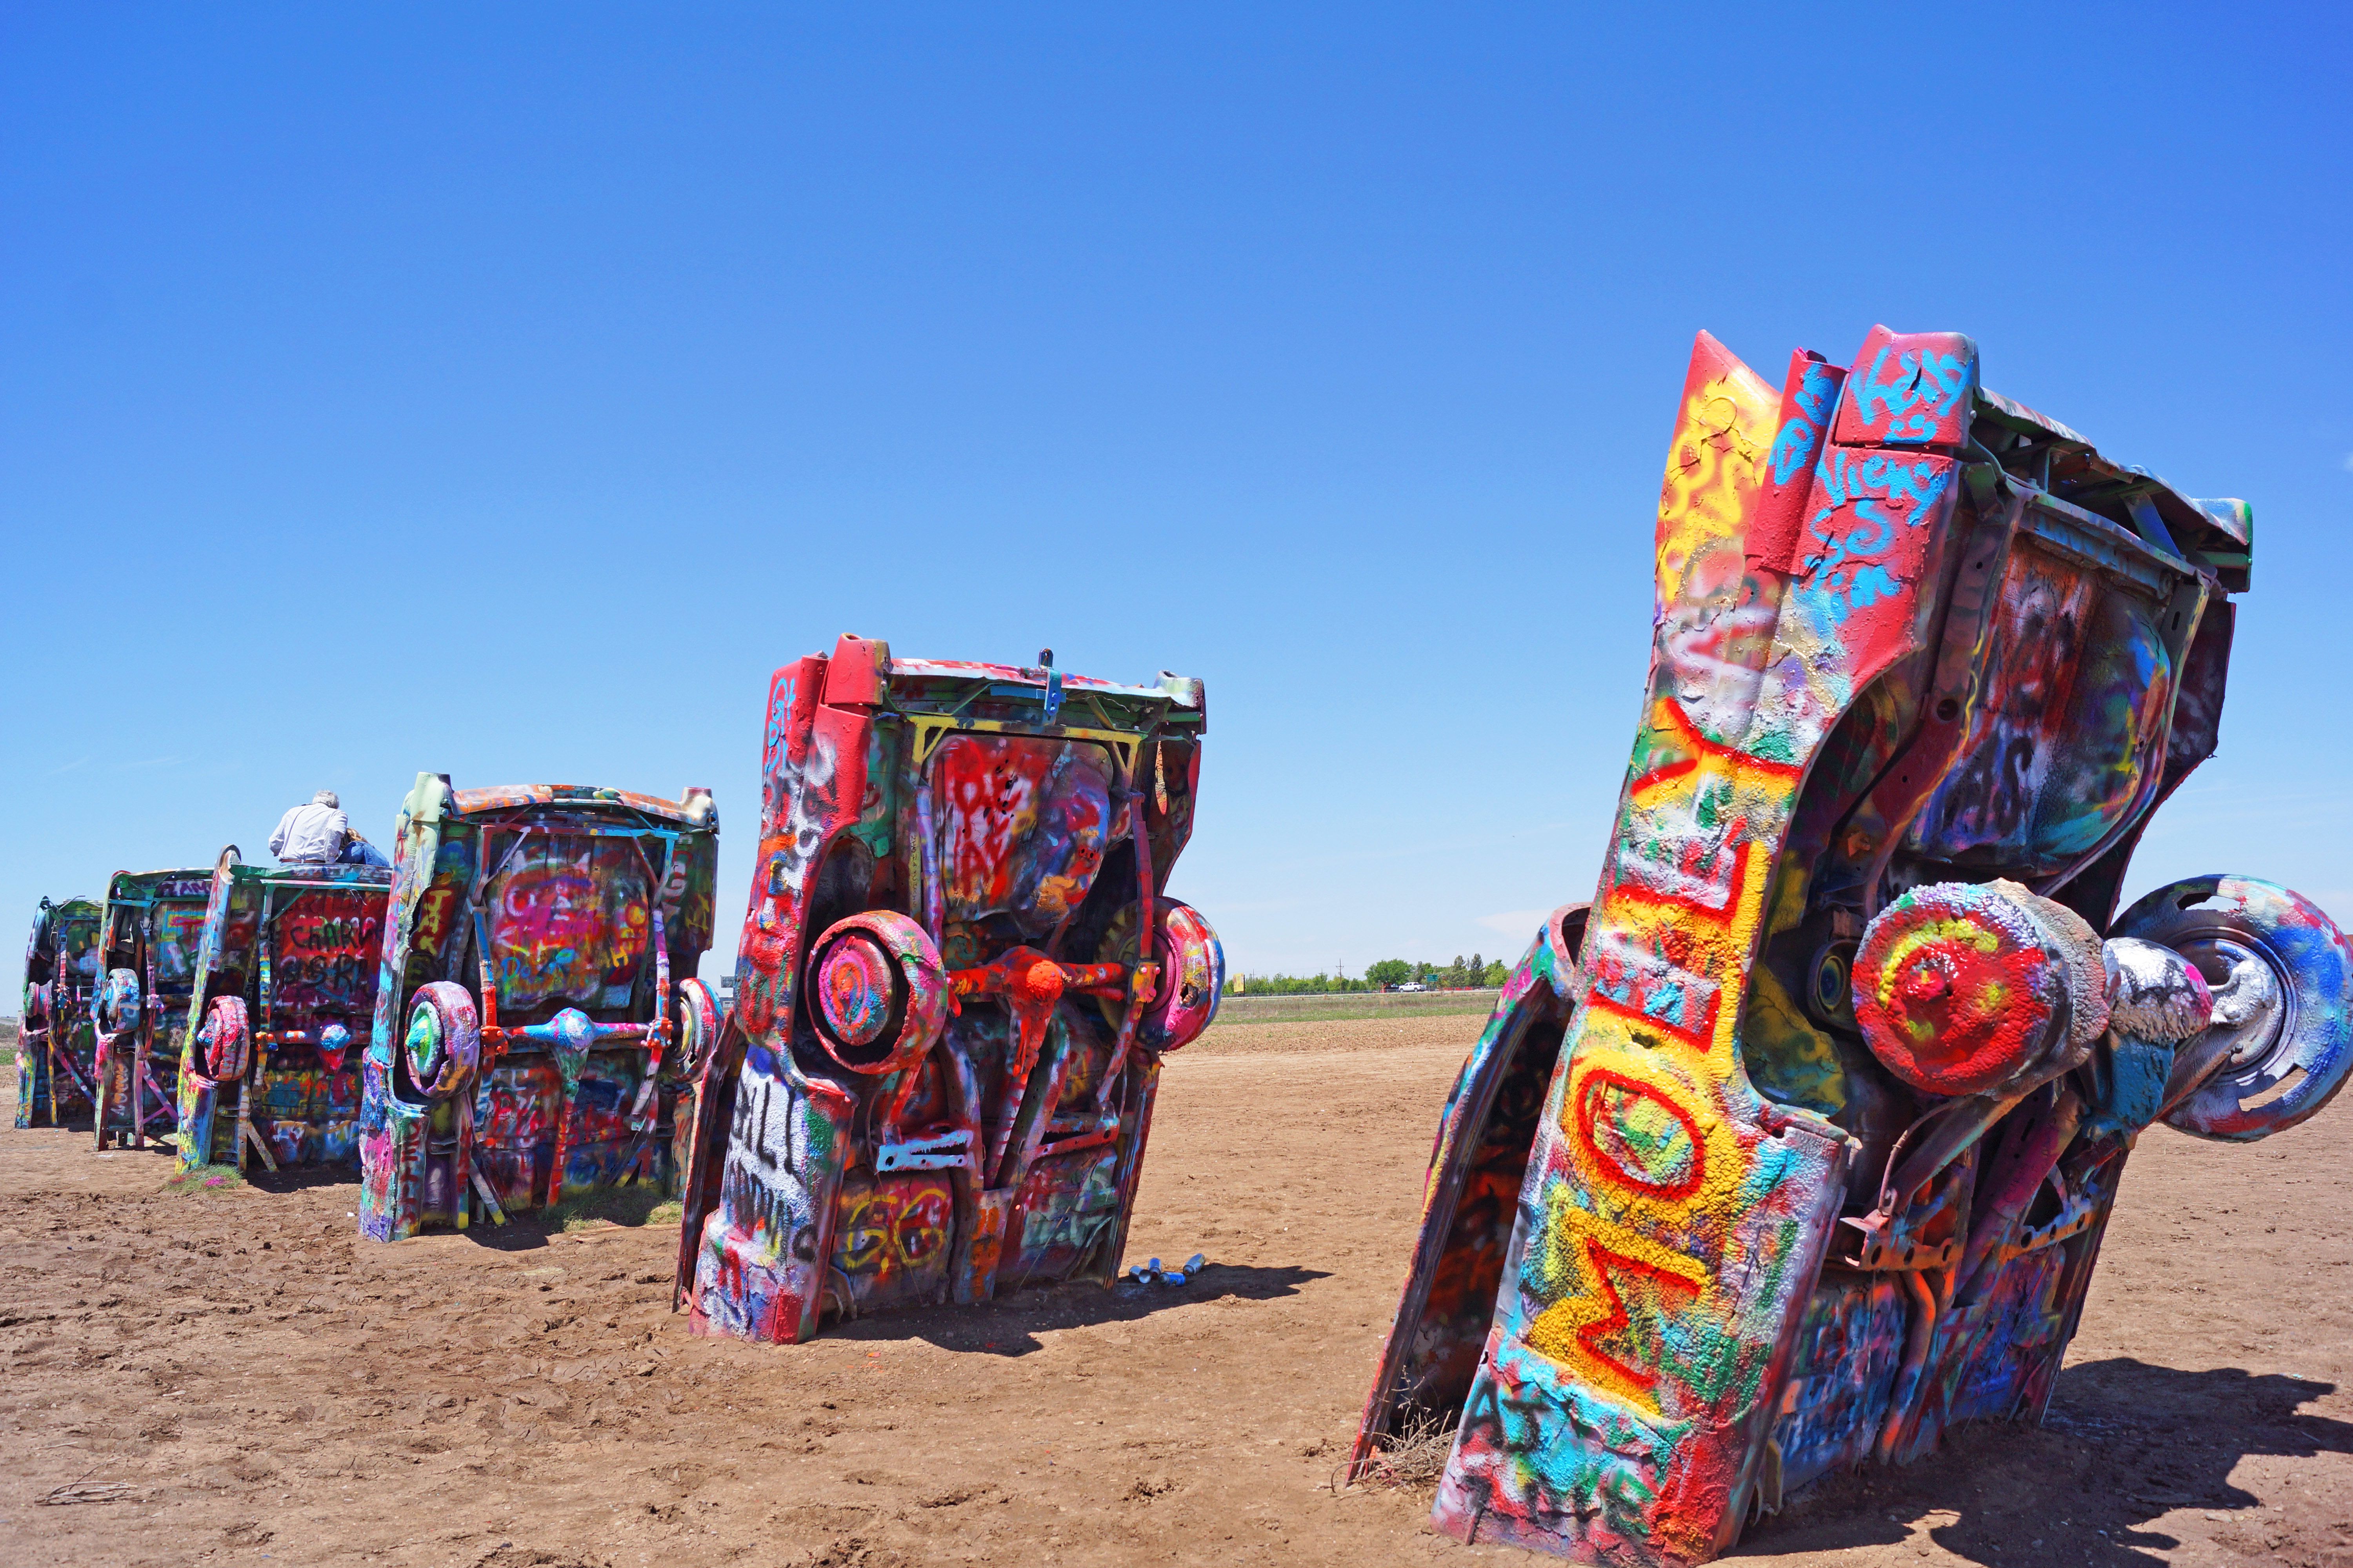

{"left": 1226, "top": 952, "right": 1510, "bottom": 996}
{"left": 1224, "top": 972, "right": 1377, "bottom": 996}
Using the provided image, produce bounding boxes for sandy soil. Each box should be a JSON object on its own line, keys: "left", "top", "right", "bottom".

{"left": 3, "top": 1015, "right": 2348, "bottom": 1568}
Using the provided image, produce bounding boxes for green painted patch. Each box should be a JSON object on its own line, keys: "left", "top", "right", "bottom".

{"left": 162, "top": 1164, "right": 246, "bottom": 1197}
{"left": 541, "top": 1185, "right": 680, "bottom": 1232}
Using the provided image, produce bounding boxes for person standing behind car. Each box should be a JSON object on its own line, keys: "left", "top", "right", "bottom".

{"left": 268, "top": 789, "right": 390, "bottom": 867}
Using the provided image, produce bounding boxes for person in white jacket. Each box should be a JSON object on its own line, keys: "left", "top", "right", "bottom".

{"left": 268, "top": 790, "right": 389, "bottom": 867}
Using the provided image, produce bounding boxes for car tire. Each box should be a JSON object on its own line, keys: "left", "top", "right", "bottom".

{"left": 402, "top": 981, "right": 481, "bottom": 1101}
{"left": 202, "top": 996, "right": 250, "bottom": 1081}
{"left": 805, "top": 911, "right": 949, "bottom": 1076}
{"left": 671, "top": 977, "right": 722, "bottom": 1081}
{"left": 2114, "top": 876, "right": 2353, "bottom": 1141}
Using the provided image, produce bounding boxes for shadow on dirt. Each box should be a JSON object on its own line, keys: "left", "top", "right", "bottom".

{"left": 241, "top": 1165, "right": 356, "bottom": 1196}
{"left": 230, "top": 1165, "right": 681, "bottom": 1255}
{"left": 1740, "top": 1357, "right": 2351, "bottom": 1566}
{"left": 823, "top": 1263, "right": 1332, "bottom": 1357}
{"left": 425, "top": 1183, "right": 685, "bottom": 1253}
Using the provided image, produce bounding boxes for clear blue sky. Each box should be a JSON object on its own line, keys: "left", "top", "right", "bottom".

{"left": 6, "top": 5, "right": 2348, "bottom": 1001}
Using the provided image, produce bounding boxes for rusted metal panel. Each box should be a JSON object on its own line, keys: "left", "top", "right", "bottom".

{"left": 1357, "top": 327, "right": 2351, "bottom": 1566}
{"left": 680, "top": 638, "right": 1218, "bottom": 1344}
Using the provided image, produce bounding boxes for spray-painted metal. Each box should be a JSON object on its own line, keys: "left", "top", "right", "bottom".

{"left": 357, "top": 778, "right": 720, "bottom": 1241}
{"left": 18, "top": 896, "right": 102, "bottom": 1127}
{"left": 679, "top": 637, "right": 1220, "bottom": 1343}
{"left": 170, "top": 848, "right": 393, "bottom": 1174}
{"left": 1353, "top": 327, "right": 2347, "bottom": 1565}
{"left": 89, "top": 869, "right": 216, "bottom": 1149}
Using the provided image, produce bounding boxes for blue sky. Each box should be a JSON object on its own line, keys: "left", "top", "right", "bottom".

{"left": 5, "top": 5, "right": 2348, "bottom": 999}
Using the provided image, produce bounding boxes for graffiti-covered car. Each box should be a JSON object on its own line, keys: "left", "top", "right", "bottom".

{"left": 679, "top": 637, "right": 1221, "bottom": 1343}
{"left": 171, "top": 848, "right": 393, "bottom": 1174}
{"left": 359, "top": 776, "right": 720, "bottom": 1241}
{"left": 89, "top": 868, "right": 216, "bottom": 1150}
{"left": 18, "top": 896, "right": 102, "bottom": 1127}
{"left": 1351, "top": 327, "right": 2349, "bottom": 1566}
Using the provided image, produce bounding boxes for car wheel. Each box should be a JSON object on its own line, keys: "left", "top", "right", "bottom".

{"left": 202, "top": 996, "right": 250, "bottom": 1080}
{"left": 671, "top": 977, "right": 721, "bottom": 1081}
{"left": 402, "top": 981, "right": 481, "bottom": 1100}
{"left": 806, "top": 911, "right": 949, "bottom": 1076}
{"left": 2114, "top": 876, "right": 2353, "bottom": 1141}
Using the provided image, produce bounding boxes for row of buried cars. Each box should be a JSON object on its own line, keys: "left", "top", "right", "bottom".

{"left": 16, "top": 326, "right": 2353, "bottom": 1567}
{"left": 17, "top": 643, "right": 1227, "bottom": 1338}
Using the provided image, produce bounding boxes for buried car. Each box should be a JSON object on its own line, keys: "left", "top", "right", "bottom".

{"left": 678, "top": 637, "right": 1222, "bottom": 1343}
{"left": 1350, "top": 327, "right": 2349, "bottom": 1565}
{"left": 172, "top": 848, "right": 393, "bottom": 1174}
{"left": 358, "top": 776, "right": 720, "bottom": 1241}
{"left": 90, "top": 868, "right": 216, "bottom": 1150}
{"left": 18, "top": 896, "right": 103, "bottom": 1127}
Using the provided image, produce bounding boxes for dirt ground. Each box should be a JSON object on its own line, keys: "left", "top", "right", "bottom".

{"left": 3, "top": 1016, "right": 2348, "bottom": 1568}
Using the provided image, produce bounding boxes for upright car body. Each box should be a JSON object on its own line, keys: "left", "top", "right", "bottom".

{"left": 18, "top": 897, "right": 102, "bottom": 1128}
{"left": 1353, "top": 327, "right": 2348, "bottom": 1566}
{"left": 358, "top": 776, "right": 720, "bottom": 1240}
{"left": 681, "top": 637, "right": 1222, "bottom": 1343}
{"left": 90, "top": 868, "right": 215, "bottom": 1149}
{"left": 173, "top": 849, "right": 393, "bottom": 1174}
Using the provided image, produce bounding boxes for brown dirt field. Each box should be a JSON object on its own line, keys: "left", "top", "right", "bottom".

{"left": 3, "top": 1016, "right": 2349, "bottom": 1568}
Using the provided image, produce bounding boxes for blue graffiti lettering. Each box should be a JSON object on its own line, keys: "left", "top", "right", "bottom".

{"left": 1795, "top": 451, "right": 1955, "bottom": 623}
{"left": 1772, "top": 367, "right": 1851, "bottom": 487}
{"left": 1769, "top": 414, "right": 1818, "bottom": 487}
{"left": 1847, "top": 565, "right": 1901, "bottom": 608}
{"left": 763, "top": 676, "right": 797, "bottom": 761}
{"left": 1849, "top": 346, "right": 1969, "bottom": 442}
{"left": 1795, "top": 363, "right": 1839, "bottom": 425}
{"left": 1840, "top": 505, "right": 1893, "bottom": 560}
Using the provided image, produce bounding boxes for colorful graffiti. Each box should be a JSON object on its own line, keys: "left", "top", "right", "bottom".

{"left": 172, "top": 855, "right": 393, "bottom": 1176}
{"left": 90, "top": 872, "right": 211, "bottom": 1150}
{"left": 17, "top": 898, "right": 102, "bottom": 1127}
{"left": 937, "top": 735, "right": 1113, "bottom": 930}
{"left": 275, "top": 890, "right": 385, "bottom": 1017}
{"left": 357, "top": 775, "right": 718, "bottom": 1241}
{"left": 1356, "top": 327, "right": 2347, "bottom": 1566}
{"left": 489, "top": 839, "right": 651, "bottom": 1010}
{"left": 684, "top": 639, "right": 1219, "bottom": 1343}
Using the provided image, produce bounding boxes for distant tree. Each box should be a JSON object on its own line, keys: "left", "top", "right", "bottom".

{"left": 1225, "top": 970, "right": 1375, "bottom": 996}
{"left": 1365, "top": 958, "right": 1413, "bottom": 988}
{"left": 1481, "top": 958, "right": 1510, "bottom": 987}
{"left": 1469, "top": 953, "right": 1484, "bottom": 987}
